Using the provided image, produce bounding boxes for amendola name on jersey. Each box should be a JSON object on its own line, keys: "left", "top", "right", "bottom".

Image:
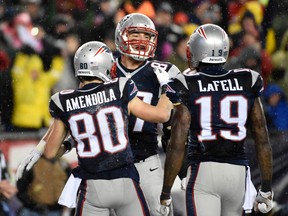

{"left": 49, "top": 77, "right": 140, "bottom": 180}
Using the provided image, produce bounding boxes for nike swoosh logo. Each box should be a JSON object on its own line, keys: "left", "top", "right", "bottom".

{"left": 149, "top": 167, "right": 159, "bottom": 172}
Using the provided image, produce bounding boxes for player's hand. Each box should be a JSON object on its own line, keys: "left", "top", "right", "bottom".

{"left": 254, "top": 189, "right": 274, "bottom": 213}
{"left": 16, "top": 148, "right": 42, "bottom": 180}
{"left": 154, "top": 67, "right": 170, "bottom": 87}
{"left": 181, "top": 177, "right": 187, "bottom": 191}
{"left": 158, "top": 197, "right": 172, "bottom": 216}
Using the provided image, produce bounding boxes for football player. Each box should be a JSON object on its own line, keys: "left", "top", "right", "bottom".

{"left": 160, "top": 24, "right": 273, "bottom": 216}
{"left": 17, "top": 41, "right": 173, "bottom": 216}
{"left": 112, "top": 13, "right": 181, "bottom": 216}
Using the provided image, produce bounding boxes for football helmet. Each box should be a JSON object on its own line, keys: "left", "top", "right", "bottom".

{"left": 187, "top": 24, "right": 229, "bottom": 68}
{"left": 115, "top": 13, "right": 158, "bottom": 61}
{"left": 74, "top": 41, "right": 114, "bottom": 81}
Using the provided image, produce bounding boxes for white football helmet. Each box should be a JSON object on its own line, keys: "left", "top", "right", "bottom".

{"left": 115, "top": 13, "right": 158, "bottom": 61}
{"left": 74, "top": 41, "right": 114, "bottom": 81}
{"left": 187, "top": 24, "right": 229, "bottom": 68}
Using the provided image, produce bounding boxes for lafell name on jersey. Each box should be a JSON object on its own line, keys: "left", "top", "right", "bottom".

{"left": 168, "top": 67, "right": 263, "bottom": 166}
{"left": 198, "top": 78, "right": 243, "bottom": 92}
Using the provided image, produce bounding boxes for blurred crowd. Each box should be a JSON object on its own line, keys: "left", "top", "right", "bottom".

{"left": 0, "top": 0, "right": 288, "bottom": 133}
{"left": 1, "top": 0, "right": 288, "bottom": 215}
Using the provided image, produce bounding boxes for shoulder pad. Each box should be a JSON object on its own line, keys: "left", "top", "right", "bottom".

{"left": 174, "top": 73, "right": 189, "bottom": 90}
{"left": 118, "top": 77, "right": 130, "bottom": 98}
{"left": 51, "top": 92, "right": 64, "bottom": 112}
{"left": 168, "top": 64, "right": 181, "bottom": 78}
{"left": 232, "top": 68, "right": 261, "bottom": 88}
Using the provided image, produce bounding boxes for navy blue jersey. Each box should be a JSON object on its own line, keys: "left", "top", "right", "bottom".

{"left": 168, "top": 67, "right": 263, "bottom": 166}
{"left": 115, "top": 58, "right": 180, "bottom": 160}
{"left": 49, "top": 77, "right": 138, "bottom": 177}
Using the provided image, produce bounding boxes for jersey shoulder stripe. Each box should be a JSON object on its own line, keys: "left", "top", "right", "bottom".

{"left": 173, "top": 73, "right": 189, "bottom": 90}
{"left": 118, "top": 77, "right": 128, "bottom": 98}
{"left": 51, "top": 92, "right": 63, "bottom": 112}
{"left": 118, "top": 77, "right": 137, "bottom": 99}
{"left": 230, "top": 68, "right": 263, "bottom": 90}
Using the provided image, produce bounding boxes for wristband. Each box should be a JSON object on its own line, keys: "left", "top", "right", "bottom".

{"left": 261, "top": 180, "right": 272, "bottom": 192}
{"left": 162, "top": 186, "right": 171, "bottom": 194}
{"left": 160, "top": 186, "right": 171, "bottom": 200}
{"left": 63, "top": 140, "right": 72, "bottom": 153}
{"left": 160, "top": 191, "right": 171, "bottom": 200}
{"left": 161, "top": 84, "right": 168, "bottom": 95}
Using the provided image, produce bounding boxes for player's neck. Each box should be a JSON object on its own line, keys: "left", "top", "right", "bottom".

{"left": 120, "top": 55, "right": 145, "bottom": 70}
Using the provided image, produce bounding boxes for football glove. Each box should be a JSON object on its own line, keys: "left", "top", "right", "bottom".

{"left": 16, "top": 140, "right": 45, "bottom": 180}
{"left": 254, "top": 189, "right": 274, "bottom": 213}
{"left": 158, "top": 197, "right": 172, "bottom": 216}
{"left": 154, "top": 67, "right": 170, "bottom": 87}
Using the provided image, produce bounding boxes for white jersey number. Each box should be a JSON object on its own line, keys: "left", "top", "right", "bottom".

{"left": 132, "top": 62, "right": 169, "bottom": 132}
{"left": 69, "top": 107, "right": 128, "bottom": 158}
{"left": 132, "top": 91, "right": 153, "bottom": 132}
{"left": 196, "top": 95, "right": 247, "bottom": 141}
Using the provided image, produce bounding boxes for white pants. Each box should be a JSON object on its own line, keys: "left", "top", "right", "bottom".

{"left": 75, "top": 178, "right": 149, "bottom": 216}
{"left": 135, "top": 154, "right": 173, "bottom": 216}
{"left": 186, "top": 162, "right": 246, "bottom": 216}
